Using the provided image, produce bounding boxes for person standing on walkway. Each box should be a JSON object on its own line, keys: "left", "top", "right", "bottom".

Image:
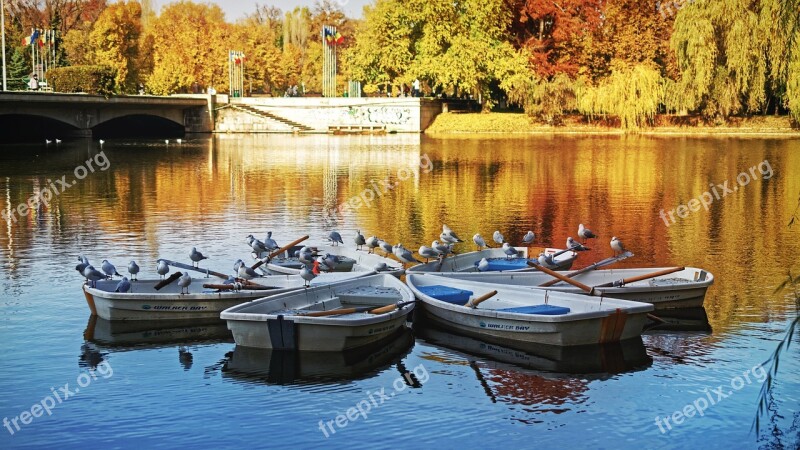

{"left": 28, "top": 74, "right": 39, "bottom": 91}
{"left": 413, "top": 78, "right": 420, "bottom": 97}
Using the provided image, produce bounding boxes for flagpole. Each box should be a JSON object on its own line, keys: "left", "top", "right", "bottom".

{"left": 1, "top": 0, "right": 7, "bottom": 91}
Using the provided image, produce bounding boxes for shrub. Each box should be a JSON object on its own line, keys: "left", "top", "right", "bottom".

{"left": 45, "top": 65, "right": 117, "bottom": 96}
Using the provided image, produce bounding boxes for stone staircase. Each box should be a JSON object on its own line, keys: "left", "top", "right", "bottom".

{"left": 232, "top": 104, "right": 313, "bottom": 131}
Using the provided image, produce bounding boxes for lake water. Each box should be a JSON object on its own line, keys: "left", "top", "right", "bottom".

{"left": 0, "top": 134, "right": 798, "bottom": 449}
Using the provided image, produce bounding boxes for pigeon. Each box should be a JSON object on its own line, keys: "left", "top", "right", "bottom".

{"left": 365, "top": 236, "right": 380, "bottom": 254}
{"left": 378, "top": 240, "right": 393, "bottom": 256}
{"left": 189, "top": 247, "right": 208, "bottom": 267}
{"left": 493, "top": 230, "right": 504, "bottom": 245}
{"left": 237, "top": 263, "right": 259, "bottom": 281}
{"left": 611, "top": 236, "right": 626, "bottom": 256}
{"left": 477, "top": 258, "right": 490, "bottom": 272}
{"left": 522, "top": 231, "right": 535, "bottom": 245}
{"left": 101, "top": 259, "right": 122, "bottom": 279}
{"left": 502, "top": 242, "right": 518, "bottom": 259}
{"left": 473, "top": 233, "right": 488, "bottom": 251}
{"left": 156, "top": 259, "right": 170, "bottom": 279}
{"left": 418, "top": 245, "right": 439, "bottom": 263}
{"left": 178, "top": 272, "right": 191, "bottom": 294}
{"left": 354, "top": 230, "right": 366, "bottom": 250}
{"left": 115, "top": 277, "right": 131, "bottom": 293}
{"left": 300, "top": 264, "right": 316, "bottom": 286}
{"left": 394, "top": 244, "right": 422, "bottom": 266}
{"left": 263, "top": 231, "right": 279, "bottom": 251}
{"left": 566, "top": 237, "right": 589, "bottom": 251}
{"left": 328, "top": 231, "right": 343, "bottom": 246}
{"left": 578, "top": 223, "right": 597, "bottom": 243}
{"left": 127, "top": 260, "right": 140, "bottom": 281}
{"left": 441, "top": 224, "right": 463, "bottom": 243}
{"left": 83, "top": 265, "right": 106, "bottom": 287}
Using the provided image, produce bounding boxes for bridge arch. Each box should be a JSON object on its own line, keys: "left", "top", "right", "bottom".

{"left": 93, "top": 114, "right": 185, "bottom": 139}
{"left": 0, "top": 114, "right": 80, "bottom": 143}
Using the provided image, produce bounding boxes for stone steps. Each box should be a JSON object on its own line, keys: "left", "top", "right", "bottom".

{"left": 232, "top": 104, "right": 313, "bottom": 131}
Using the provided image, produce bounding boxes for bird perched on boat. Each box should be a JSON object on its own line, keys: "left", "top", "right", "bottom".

{"left": 566, "top": 237, "right": 589, "bottom": 251}
{"left": 394, "top": 244, "right": 422, "bottom": 266}
{"left": 378, "top": 240, "right": 393, "bottom": 257}
{"left": 502, "top": 242, "right": 518, "bottom": 259}
{"left": 320, "top": 253, "right": 339, "bottom": 271}
{"left": 300, "top": 264, "right": 316, "bottom": 287}
{"left": 156, "top": 259, "right": 169, "bottom": 279}
{"left": 115, "top": 277, "right": 131, "bottom": 293}
{"left": 178, "top": 272, "right": 192, "bottom": 294}
{"left": 328, "top": 231, "right": 344, "bottom": 246}
{"left": 374, "top": 262, "right": 390, "bottom": 272}
{"left": 493, "top": 230, "right": 504, "bottom": 245}
{"left": 522, "top": 231, "right": 536, "bottom": 245}
{"left": 297, "top": 246, "right": 316, "bottom": 265}
{"left": 101, "top": 259, "right": 122, "bottom": 279}
{"left": 610, "top": 236, "right": 626, "bottom": 256}
{"left": 247, "top": 235, "right": 268, "bottom": 255}
{"left": 83, "top": 265, "right": 106, "bottom": 288}
{"left": 76, "top": 256, "right": 90, "bottom": 277}
{"left": 237, "top": 263, "right": 259, "bottom": 281}
{"left": 473, "top": 233, "right": 488, "bottom": 251}
{"left": 264, "top": 231, "right": 279, "bottom": 251}
{"left": 127, "top": 260, "right": 140, "bottom": 281}
{"left": 418, "top": 245, "right": 439, "bottom": 263}
{"left": 578, "top": 223, "right": 597, "bottom": 244}
{"left": 432, "top": 240, "right": 451, "bottom": 257}
{"left": 538, "top": 252, "right": 556, "bottom": 268}
{"left": 365, "top": 236, "right": 380, "bottom": 254}
{"left": 441, "top": 224, "right": 463, "bottom": 243}
{"left": 189, "top": 247, "right": 208, "bottom": 267}
{"left": 477, "top": 258, "right": 490, "bottom": 272}
{"left": 354, "top": 230, "right": 366, "bottom": 250}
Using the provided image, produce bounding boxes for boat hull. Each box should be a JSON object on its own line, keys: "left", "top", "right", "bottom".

{"left": 406, "top": 247, "right": 577, "bottom": 273}
{"left": 262, "top": 244, "right": 404, "bottom": 277}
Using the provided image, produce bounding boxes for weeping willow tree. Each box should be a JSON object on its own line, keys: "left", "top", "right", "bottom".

{"left": 670, "top": 0, "right": 800, "bottom": 120}
{"left": 507, "top": 73, "right": 581, "bottom": 125}
{"left": 578, "top": 64, "right": 665, "bottom": 129}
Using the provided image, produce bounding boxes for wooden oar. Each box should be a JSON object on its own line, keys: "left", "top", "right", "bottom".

{"left": 202, "top": 283, "right": 275, "bottom": 291}
{"left": 592, "top": 267, "right": 685, "bottom": 288}
{"left": 154, "top": 271, "right": 182, "bottom": 290}
{"left": 528, "top": 261, "right": 597, "bottom": 295}
{"left": 251, "top": 235, "right": 310, "bottom": 270}
{"left": 538, "top": 251, "right": 634, "bottom": 287}
{"left": 465, "top": 290, "right": 498, "bottom": 308}
{"left": 161, "top": 259, "right": 229, "bottom": 280}
{"left": 300, "top": 301, "right": 415, "bottom": 317}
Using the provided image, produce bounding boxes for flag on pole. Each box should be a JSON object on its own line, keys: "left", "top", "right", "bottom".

{"left": 334, "top": 31, "right": 344, "bottom": 45}
{"left": 30, "top": 29, "right": 40, "bottom": 45}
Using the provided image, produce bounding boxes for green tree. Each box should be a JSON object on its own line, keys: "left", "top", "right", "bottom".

{"left": 8, "top": 47, "right": 31, "bottom": 90}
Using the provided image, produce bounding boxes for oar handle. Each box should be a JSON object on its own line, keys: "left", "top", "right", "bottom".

{"left": 538, "top": 251, "right": 634, "bottom": 287}
{"left": 465, "top": 290, "right": 498, "bottom": 308}
{"left": 302, "top": 307, "right": 359, "bottom": 317}
{"left": 529, "top": 262, "right": 594, "bottom": 294}
{"left": 596, "top": 266, "right": 685, "bottom": 288}
{"left": 203, "top": 283, "right": 236, "bottom": 290}
{"left": 154, "top": 272, "right": 182, "bottom": 290}
{"left": 251, "top": 235, "right": 310, "bottom": 270}
{"left": 369, "top": 301, "right": 415, "bottom": 315}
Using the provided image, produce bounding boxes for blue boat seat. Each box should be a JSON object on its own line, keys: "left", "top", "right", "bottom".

{"left": 417, "top": 285, "right": 473, "bottom": 304}
{"left": 497, "top": 305, "right": 571, "bottom": 315}
{"left": 474, "top": 258, "right": 531, "bottom": 271}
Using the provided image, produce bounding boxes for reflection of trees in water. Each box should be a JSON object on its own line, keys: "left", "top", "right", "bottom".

{"left": 482, "top": 368, "right": 588, "bottom": 412}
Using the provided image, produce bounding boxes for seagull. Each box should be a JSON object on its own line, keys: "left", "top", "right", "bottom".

{"left": 115, "top": 277, "right": 131, "bottom": 293}
{"left": 611, "top": 236, "right": 626, "bottom": 256}
{"left": 419, "top": 245, "right": 439, "bottom": 263}
{"left": 493, "top": 230, "right": 504, "bottom": 245}
{"left": 165, "top": 139, "right": 169, "bottom": 145}
{"left": 176, "top": 138, "right": 182, "bottom": 145}
{"left": 45, "top": 139, "right": 52, "bottom": 145}
{"left": 566, "top": 237, "right": 589, "bottom": 251}
{"left": 473, "top": 233, "right": 488, "bottom": 251}
{"left": 321, "top": 253, "right": 339, "bottom": 271}
{"left": 83, "top": 265, "right": 106, "bottom": 287}
{"left": 477, "top": 258, "right": 490, "bottom": 272}
{"left": 297, "top": 246, "right": 315, "bottom": 265}
{"left": 76, "top": 255, "right": 90, "bottom": 277}
{"left": 55, "top": 139, "right": 61, "bottom": 145}
{"left": 578, "top": 223, "right": 597, "bottom": 243}
{"left": 441, "top": 224, "right": 463, "bottom": 243}
{"left": 432, "top": 240, "right": 451, "bottom": 256}
{"left": 101, "top": 259, "right": 122, "bottom": 279}
{"left": 99, "top": 139, "right": 105, "bottom": 147}
{"left": 156, "top": 259, "right": 170, "bottom": 279}
{"left": 538, "top": 252, "right": 556, "bottom": 268}
{"left": 189, "top": 247, "right": 208, "bottom": 267}
{"left": 247, "top": 235, "right": 268, "bottom": 255}
{"left": 178, "top": 272, "right": 191, "bottom": 294}
{"left": 378, "top": 240, "right": 393, "bottom": 257}
{"left": 237, "top": 263, "right": 259, "bottom": 280}
{"left": 522, "top": 231, "right": 535, "bottom": 245}
{"left": 233, "top": 259, "right": 245, "bottom": 273}
{"left": 263, "top": 232, "right": 279, "bottom": 251}
{"left": 502, "top": 242, "right": 518, "bottom": 259}
{"left": 127, "top": 260, "right": 140, "bottom": 281}
{"left": 300, "top": 264, "right": 316, "bottom": 287}
{"left": 394, "top": 244, "right": 422, "bottom": 266}
{"left": 354, "top": 230, "right": 366, "bottom": 250}
{"left": 366, "top": 236, "right": 381, "bottom": 254}
{"left": 328, "top": 231, "right": 343, "bottom": 246}
{"left": 374, "top": 262, "right": 389, "bottom": 272}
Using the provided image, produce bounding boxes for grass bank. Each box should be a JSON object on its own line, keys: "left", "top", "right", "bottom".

{"left": 425, "top": 112, "right": 800, "bottom": 135}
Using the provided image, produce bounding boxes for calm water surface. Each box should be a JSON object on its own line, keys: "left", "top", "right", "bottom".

{"left": 0, "top": 134, "right": 798, "bottom": 449}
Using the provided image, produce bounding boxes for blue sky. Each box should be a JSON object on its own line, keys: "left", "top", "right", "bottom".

{"left": 152, "top": 0, "right": 371, "bottom": 20}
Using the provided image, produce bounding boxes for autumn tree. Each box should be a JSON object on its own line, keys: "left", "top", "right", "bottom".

{"left": 232, "top": 6, "right": 284, "bottom": 95}
{"left": 88, "top": 1, "right": 142, "bottom": 93}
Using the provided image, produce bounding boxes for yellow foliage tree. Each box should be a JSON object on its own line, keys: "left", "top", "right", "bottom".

{"left": 88, "top": 1, "right": 143, "bottom": 93}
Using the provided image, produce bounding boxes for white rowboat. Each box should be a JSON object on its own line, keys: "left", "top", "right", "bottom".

{"left": 406, "top": 247, "right": 577, "bottom": 273}
{"left": 261, "top": 244, "right": 405, "bottom": 277}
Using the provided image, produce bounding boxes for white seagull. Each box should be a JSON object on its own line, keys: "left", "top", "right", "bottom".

{"left": 566, "top": 237, "right": 589, "bottom": 251}
{"left": 394, "top": 244, "right": 422, "bottom": 266}
{"left": 432, "top": 240, "right": 451, "bottom": 256}
{"left": 83, "top": 265, "right": 106, "bottom": 287}
{"left": 237, "top": 263, "right": 259, "bottom": 281}
{"left": 441, "top": 224, "right": 463, "bottom": 243}
{"left": 297, "top": 246, "right": 315, "bottom": 265}
{"left": 538, "top": 252, "right": 556, "bottom": 268}
{"left": 522, "top": 231, "right": 535, "bottom": 245}
{"left": 354, "top": 230, "right": 366, "bottom": 250}
{"left": 264, "top": 231, "right": 279, "bottom": 251}
{"left": 378, "top": 240, "right": 393, "bottom": 256}
{"left": 328, "top": 231, "right": 343, "bottom": 246}
{"left": 127, "top": 260, "right": 140, "bottom": 281}
{"left": 178, "top": 272, "right": 191, "bottom": 294}
{"left": 115, "top": 277, "right": 131, "bottom": 293}
{"left": 473, "top": 233, "right": 488, "bottom": 251}
{"left": 502, "top": 242, "right": 518, "bottom": 259}
{"left": 418, "top": 245, "right": 439, "bottom": 263}
{"left": 578, "top": 223, "right": 597, "bottom": 243}
{"left": 101, "top": 259, "right": 121, "bottom": 279}
{"left": 76, "top": 255, "right": 90, "bottom": 277}
{"left": 493, "top": 230, "right": 504, "bottom": 245}
{"left": 300, "top": 264, "right": 316, "bottom": 286}
{"left": 611, "top": 236, "right": 626, "bottom": 256}
{"left": 365, "top": 236, "right": 380, "bottom": 254}
{"left": 189, "top": 247, "right": 208, "bottom": 267}
{"left": 156, "top": 259, "right": 170, "bottom": 279}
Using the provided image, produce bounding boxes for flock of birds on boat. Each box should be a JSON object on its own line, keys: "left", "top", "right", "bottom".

{"left": 75, "top": 222, "right": 627, "bottom": 294}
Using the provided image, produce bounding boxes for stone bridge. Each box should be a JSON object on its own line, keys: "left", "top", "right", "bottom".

{"left": 0, "top": 92, "right": 214, "bottom": 138}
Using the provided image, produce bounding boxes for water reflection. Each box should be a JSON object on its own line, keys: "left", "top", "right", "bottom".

{"left": 222, "top": 328, "right": 414, "bottom": 385}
